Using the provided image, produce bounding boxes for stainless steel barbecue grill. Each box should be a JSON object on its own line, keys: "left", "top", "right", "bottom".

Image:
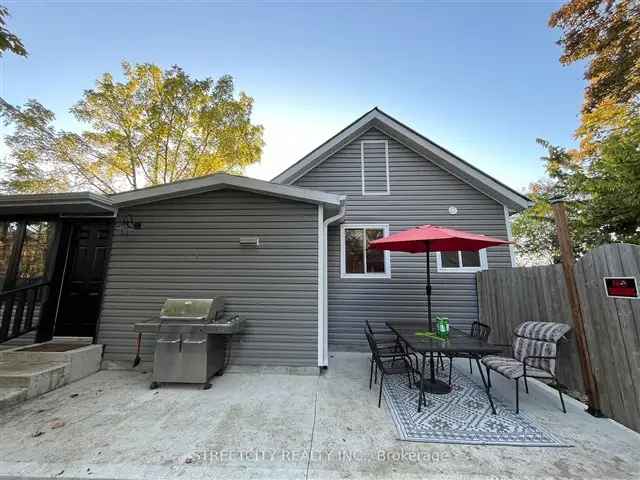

{"left": 133, "top": 297, "right": 244, "bottom": 389}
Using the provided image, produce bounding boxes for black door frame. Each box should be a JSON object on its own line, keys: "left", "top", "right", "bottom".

{"left": 53, "top": 219, "right": 114, "bottom": 342}
{"left": 0, "top": 215, "right": 114, "bottom": 345}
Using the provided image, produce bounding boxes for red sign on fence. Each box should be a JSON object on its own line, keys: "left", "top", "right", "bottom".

{"left": 603, "top": 277, "right": 639, "bottom": 299}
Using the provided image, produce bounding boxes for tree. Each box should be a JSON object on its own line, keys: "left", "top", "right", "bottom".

{"left": 0, "top": 5, "right": 27, "bottom": 57}
{"left": 512, "top": 142, "right": 599, "bottom": 265}
{"left": 513, "top": 106, "right": 640, "bottom": 264}
{"left": 1, "top": 62, "right": 264, "bottom": 194}
{"left": 574, "top": 104, "right": 640, "bottom": 243}
{"left": 515, "top": 1, "right": 640, "bottom": 265}
{"left": 511, "top": 183, "right": 559, "bottom": 266}
{"left": 549, "top": 0, "right": 640, "bottom": 112}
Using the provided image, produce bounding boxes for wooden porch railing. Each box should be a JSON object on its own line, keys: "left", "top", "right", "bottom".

{"left": 0, "top": 281, "right": 51, "bottom": 344}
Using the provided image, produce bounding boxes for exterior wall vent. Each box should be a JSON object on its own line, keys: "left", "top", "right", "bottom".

{"left": 239, "top": 237, "right": 260, "bottom": 247}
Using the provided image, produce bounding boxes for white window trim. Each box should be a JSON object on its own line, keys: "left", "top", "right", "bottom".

{"left": 340, "top": 223, "right": 391, "bottom": 279}
{"left": 361, "top": 140, "right": 390, "bottom": 196}
{"left": 436, "top": 249, "right": 488, "bottom": 273}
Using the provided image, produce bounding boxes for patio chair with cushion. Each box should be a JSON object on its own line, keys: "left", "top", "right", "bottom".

{"left": 366, "top": 331, "right": 423, "bottom": 408}
{"left": 481, "top": 321, "right": 571, "bottom": 414}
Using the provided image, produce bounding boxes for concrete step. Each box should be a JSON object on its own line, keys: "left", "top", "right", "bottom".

{"left": 0, "top": 358, "right": 68, "bottom": 399}
{"left": 0, "top": 340, "right": 103, "bottom": 411}
{"left": 1, "top": 343, "right": 103, "bottom": 383}
{"left": 0, "top": 386, "right": 28, "bottom": 410}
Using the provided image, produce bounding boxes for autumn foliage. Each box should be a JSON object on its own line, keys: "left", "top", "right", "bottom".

{"left": 1, "top": 62, "right": 264, "bottom": 194}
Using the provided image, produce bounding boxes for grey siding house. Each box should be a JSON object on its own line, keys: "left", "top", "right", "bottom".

{"left": 0, "top": 108, "right": 529, "bottom": 369}
{"left": 273, "top": 108, "right": 530, "bottom": 357}
{"left": 100, "top": 189, "right": 322, "bottom": 367}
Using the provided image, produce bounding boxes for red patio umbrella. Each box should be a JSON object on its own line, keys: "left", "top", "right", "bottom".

{"left": 369, "top": 225, "right": 510, "bottom": 393}
{"left": 369, "top": 224, "right": 510, "bottom": 330}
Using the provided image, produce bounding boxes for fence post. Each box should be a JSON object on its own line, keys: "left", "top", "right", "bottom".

{"left": 551, "top": 198, "right": 603, "bottom": 416}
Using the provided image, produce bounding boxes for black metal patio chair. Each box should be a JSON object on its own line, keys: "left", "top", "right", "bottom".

{"left": 366, "top": 319, "right": 403, "bottom": 381}
{"left": 365, "top": 330, "right": 423, "bottom": 408}
{"left": 365, "top": 320, "right": 421, "bottom": 381}
{"left": 441, "top": 321, "right": 491, "bottom": 385}
{"left": 481, "top": 321, "right": 571, "bottom": 414}
{"left": 365, "top": 320, "right": 400, "bottom": 354}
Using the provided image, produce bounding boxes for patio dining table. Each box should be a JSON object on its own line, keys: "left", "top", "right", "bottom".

{"left": 386, "top": 321, "right": 503, "bottom": 414}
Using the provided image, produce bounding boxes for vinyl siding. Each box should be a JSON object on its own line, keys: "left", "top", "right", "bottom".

{"left": 294, "top": 127, "right": 512, "bottom": 351}
{"left": 362, "top": 141, "right": 388, "bottom": 194}
{"left": 97, "top": 189, "right": 318, "bottom": 366}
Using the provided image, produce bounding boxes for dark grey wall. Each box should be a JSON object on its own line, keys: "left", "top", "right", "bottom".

{"left": 97, "top": 188, "right": 319, "bottom": 366}
{"left": 294, "top": 128, "right": 512, "bottom": 350}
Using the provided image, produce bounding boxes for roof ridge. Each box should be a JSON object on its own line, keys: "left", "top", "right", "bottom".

{"left": 272, "top": 108, "right": 530, "bottom": 210}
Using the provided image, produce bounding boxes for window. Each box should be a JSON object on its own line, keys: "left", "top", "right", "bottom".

{"left": 0, "top": 221, "right": 57, "bottom": 291}
{"left": 16, "top": 222, "right": 56, "bottom": 286}
{"left": 0, "top": 222, "right": 19, "bottom": 290}
{"left": 341, "top": 224, "right": 390, "bottom": 278}
{"left": 436, "top": 250, "right": 487, "bottom": 273}
{"left": 361, "top": 140, "right": 390, "bottom": 195}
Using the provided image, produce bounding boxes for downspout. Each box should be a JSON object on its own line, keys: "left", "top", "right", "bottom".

{"left": 317, "top": 204, "right": 324, "bottom": 368}
{"left": 319, "top": 198, "right": 346, "bottom": 367}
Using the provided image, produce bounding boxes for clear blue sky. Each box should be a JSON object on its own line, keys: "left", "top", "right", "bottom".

{"left": 0, "top": 0, "right": 585, "bottom": 192}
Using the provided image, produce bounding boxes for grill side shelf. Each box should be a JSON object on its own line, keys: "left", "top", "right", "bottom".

{"left": 203, "top": 316, "right": 245, "bottom": 335}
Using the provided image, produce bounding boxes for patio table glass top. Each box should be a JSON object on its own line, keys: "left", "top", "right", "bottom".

{"left": 385, "top": 322, "right": 502, "bottom": 355}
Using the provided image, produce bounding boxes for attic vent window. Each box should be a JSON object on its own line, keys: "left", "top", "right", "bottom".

{"left": 361, "top": 140, "right": 390, "bottom": 195}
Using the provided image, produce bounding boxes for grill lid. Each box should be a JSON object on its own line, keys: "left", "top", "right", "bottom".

{"left": 159, "top": 298, "right": 224, "bottom": 323}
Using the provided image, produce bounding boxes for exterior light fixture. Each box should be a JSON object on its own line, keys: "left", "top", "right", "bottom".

{"left": 117, "top": 215, "right": 142, "bottom": 235}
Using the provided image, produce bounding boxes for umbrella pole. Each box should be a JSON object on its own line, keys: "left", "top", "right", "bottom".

{"left": 426, "top": 241, "right": 437, "bottom": 386}
{"left": 426, "top": 242, "right": 432, "bottom": 331}
{"left": 419, "top": 240, "right": 450, "bottom": 393}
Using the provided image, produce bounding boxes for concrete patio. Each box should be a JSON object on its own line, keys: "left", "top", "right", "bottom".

{"left": 0, "top": 352, "right": 638, "bottom": 480}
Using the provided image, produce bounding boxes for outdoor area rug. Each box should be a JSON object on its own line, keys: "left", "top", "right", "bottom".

{"left": 382, "top": 363, "right": 570, "bottom": 447}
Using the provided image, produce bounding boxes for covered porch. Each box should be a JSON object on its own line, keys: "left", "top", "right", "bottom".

{"left": 0, "top": 193, "right": 117, "bottom": 347}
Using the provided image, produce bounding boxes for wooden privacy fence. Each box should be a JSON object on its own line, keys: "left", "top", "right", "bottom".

{"left": 477, "top": 243, "right": 640, "bottom": 433}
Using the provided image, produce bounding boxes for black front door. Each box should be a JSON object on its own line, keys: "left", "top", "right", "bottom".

{"left": 55, "top": 222, "right": 111, "bottom": 338}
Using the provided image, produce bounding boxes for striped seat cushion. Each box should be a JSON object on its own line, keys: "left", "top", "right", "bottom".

{"left": 513, "top": 322, "right": 571, "bottom": 343}
{"left": 483, "top": 321, "right": 571, "bottom": 380}
{"left": 512, "top": 322, "right": 570, "bottom": 376}
{"left": 512, "top": 337, "right": 558, "bottom": 374}
{"left": 481, "top": 355, "right": 554, "bottom": 380}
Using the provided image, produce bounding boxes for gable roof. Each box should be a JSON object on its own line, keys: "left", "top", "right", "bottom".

{"left": 109, "top": 172, "right": 344, "bottom": 208}
{"left": 272, "top": 107, "right": 531, "bottom": 211}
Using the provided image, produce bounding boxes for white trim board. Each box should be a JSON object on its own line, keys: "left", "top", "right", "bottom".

{"left": 361, "top": 140, "right": 390, "bottom": 196}
{"left": 110, "top": 172, "right": 343, "bottom": 208}
{"left": 504, "top": 206, "right": 516, "bottom": 267}
{"left": 340, "top": 223, "right": 391, "bottom": 279}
